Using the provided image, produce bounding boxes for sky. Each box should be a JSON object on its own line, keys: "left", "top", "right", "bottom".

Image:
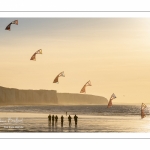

{"left": 1, "top": 18, "right": 150, "bottom": 103}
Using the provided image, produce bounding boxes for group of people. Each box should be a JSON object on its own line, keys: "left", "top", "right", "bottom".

{"left": 48, "top": 114, "right": 58, "bottom": 125}
{"left": 48, "top": 114, "right": 78, "bottom": 127}
{"left": 68, "top": 114, "right": 78, "bottom": 127}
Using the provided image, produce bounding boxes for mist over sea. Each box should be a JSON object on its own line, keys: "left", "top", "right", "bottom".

{"left": 0, "top": 105, "right": 150, "bottom": 132}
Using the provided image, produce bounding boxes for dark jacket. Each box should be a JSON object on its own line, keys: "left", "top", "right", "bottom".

{"left": 68, "top": 115, "right": 72, "bottom": 122}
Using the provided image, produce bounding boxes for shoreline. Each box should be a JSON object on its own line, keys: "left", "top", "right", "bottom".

{"left": 0, "top": 112, "right": 145, "bottom": 118}
{"left": 0, "top": 103, "right": 144, "bottom": 107}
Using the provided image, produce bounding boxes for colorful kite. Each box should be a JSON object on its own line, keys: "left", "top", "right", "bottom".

{"left": 5, "top": 20, "right": 18, "bottom": 31}
{"left": 53, "top": 71, "right": 65, "bottom": 83}
{"left": 30, "top": 49, "right": 42, "bottom": 61}
{"left": 80, "top": 80, "right": 92, "bottom": 93}
{"left": 107, "top": 93, "right": 117, "bottom": 108}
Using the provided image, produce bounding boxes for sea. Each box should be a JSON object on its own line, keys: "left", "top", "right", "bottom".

{"left": 0, "top": 105, "right": 149, "bottom": 132}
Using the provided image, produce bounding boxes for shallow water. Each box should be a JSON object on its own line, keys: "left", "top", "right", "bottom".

{"left": 0, "top": 105, "right": 149, "bottom": 132}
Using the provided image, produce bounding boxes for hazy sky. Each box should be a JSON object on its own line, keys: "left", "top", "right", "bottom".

{"left": 1, "top": 18, "right": 150, "bottom": 103}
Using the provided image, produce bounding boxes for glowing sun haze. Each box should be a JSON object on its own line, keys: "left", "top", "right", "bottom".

{"left": 1, "top": 18, "right": 150, "bottom": 103}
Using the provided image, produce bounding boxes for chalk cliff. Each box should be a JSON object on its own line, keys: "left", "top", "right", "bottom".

{"left": 0, "top": 86, "right": 108, "bottom": 105}
{"left": 57, "top": 93, "right": 108, "bottom": 105}
{"left": 0, "top": 86, "right": 58, "bottom": 105}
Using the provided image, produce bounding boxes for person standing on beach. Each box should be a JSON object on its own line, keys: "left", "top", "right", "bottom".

{"left": 66, "top": 112, "right": 67, "bottom": 116}
{"left": 52, "top": 115, "right": 54, "bottom": 126}
{"left": 48, "top": 114, "right": 51, "bottom": 122}
{"left": 55, "top": 115, "right": 58, "bottom": 125}
{"left": 68, "top": 115, "right": 72, "bottom": 127}
{"left": 74, "top": 114, "right": 78, "bottom": 126}
{"left": 61, "top": 115, "right": 64, "bottom": 127}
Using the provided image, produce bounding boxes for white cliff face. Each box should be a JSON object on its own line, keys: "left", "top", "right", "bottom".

{"left": 0, "top": 86, "right": 108, "bottom": 105}
{"left": 57, "top": 93, "right": 108, "bottom": 105}
{"left": 0, "top": 86, "right": 58, "bottom": 105}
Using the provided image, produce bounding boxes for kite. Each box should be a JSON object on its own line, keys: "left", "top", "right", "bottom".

{"left": 107, "top": 93, "right": 117, "bottom": 108}
{"left": 80, "top": 80, "right": 92, "bottom": 93}
{"left": 5, "top": 20, "right": 18, "bottom": 31}
{"left": 30, "top": 49, "right": 42, "bottom": 61}
{"left": 141, "top": 103, "right": 147, "bottom": 119}
{"left": 53, "top": 71, "right": 65, "bottom": 83}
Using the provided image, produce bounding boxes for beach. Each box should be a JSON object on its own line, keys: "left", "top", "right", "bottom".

{"left": 0, "top": 105, "right": 149, "bottom": 132}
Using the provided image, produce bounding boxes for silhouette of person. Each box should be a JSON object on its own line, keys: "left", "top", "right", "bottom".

{"left": 48, "top": 114, "right": 51, "bottom": 122}
{"left": 61, "top": 115, "right": 64, "bottom": 127}
{"left": 68, "top": 115, "right": 72, "bottom": 127}
{"left": 52, "top": 115, "right": 54, "bottom": 126}
{"left": 66, "top": 112, "right": 67, "bottom": 116}
{"left": 74, "top": 114, "right": 78, "bottom": 126}
{"left": 55, "top": 115, "right": 58, "bottom": 125}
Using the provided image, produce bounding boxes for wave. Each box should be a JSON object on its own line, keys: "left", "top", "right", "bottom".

{"left": 0, "top": 105, "right": 149, "bottom": 116}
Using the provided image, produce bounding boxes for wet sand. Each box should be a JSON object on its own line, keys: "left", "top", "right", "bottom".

{"left": 0, "top": 112, "right": 150, "bottom": 132}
